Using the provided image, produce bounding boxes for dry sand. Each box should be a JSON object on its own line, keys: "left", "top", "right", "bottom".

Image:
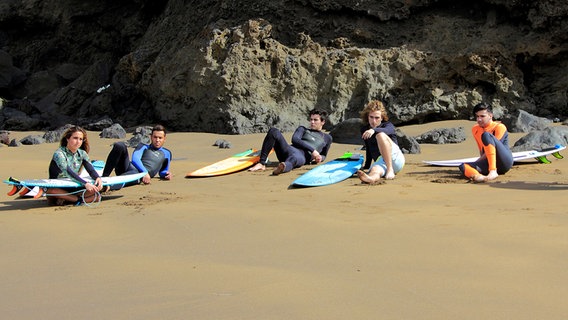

{"left": 1, "top": 120, "right": 568, "bottom": 319}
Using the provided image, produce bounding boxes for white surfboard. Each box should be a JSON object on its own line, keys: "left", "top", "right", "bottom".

{"left": 423, "top": 145, "right": 566, "bottom": 167}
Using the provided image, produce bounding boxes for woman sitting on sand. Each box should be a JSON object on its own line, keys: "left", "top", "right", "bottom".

{"left": 357, "top": 100, "right": 405, "bottom": 184}
{"left": 46, "top": 126, "right": 104, "bottom": 206}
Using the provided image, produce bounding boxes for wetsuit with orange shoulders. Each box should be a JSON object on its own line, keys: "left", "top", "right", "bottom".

{"left": 459, "top": 121, "right": 514, "bottom": 179}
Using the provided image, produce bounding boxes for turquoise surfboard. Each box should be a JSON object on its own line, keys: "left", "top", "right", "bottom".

{"left": 291, "top": 153, "right": 364, "bottom": 187}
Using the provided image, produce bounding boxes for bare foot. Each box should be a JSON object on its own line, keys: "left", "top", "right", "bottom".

{"left": 272, "top": 162, "right": 286, "bottom": 175}
{"left": 472, "top": 174, "right": 488, "bottom": 183}
{"left": 486, "top": 170, "right": 499, "bottom": 181}
{"left": 248, "top": 163, "right": 266, "bottom": 172}
{"left": 357, "top": 170, "right": 378, "bottom": 184}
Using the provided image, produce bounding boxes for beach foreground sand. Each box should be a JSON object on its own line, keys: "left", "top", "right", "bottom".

{"left": 1, "top": 120, "right": 568, "bottom": 319}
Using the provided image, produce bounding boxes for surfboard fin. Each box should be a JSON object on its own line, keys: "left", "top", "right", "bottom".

{"left": 535, "top": 156, "right": 551, "bottom": 164}
{"left": 19, "top": 187, "right": 31, "bottom": 197}
{"left": 33, "top": 188, "right": 45, "bottom": 199}
{"left": 7, "top": 185, "right": 23, "bottom": 196}
{"left": 551, "top": 151, "right": 564, "bottom": 160}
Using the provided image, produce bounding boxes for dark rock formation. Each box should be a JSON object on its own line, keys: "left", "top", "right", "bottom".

{"left": 501, "top": 109, "right": 552, "bottom": 133}
{"left": 19, "top": 135, "right": 44, "bottom": 145}
{"left": 99, "top": 123, "right": 126, "bottom": 139}
{"left": 512, "top": 126, "right": 568, "bottom": 151}
{"left": 330, "top": 118, "right": 363, "bottom": 145}
{"left": 0, "top": 130, "right": 9, "bottom": 145}
{"left": 415, "top": 127, "right": 467, "bottom": 144}
{"left": 125, "top": 126, "right": 152, "bottom": 147}
{"left": 0, "top": 0, "right": 566, "bottom": 133}
{"left": 397, "top": 130, "right": 421, "bottom": 154}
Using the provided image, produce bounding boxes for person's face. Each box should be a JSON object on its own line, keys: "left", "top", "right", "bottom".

{"left": 475, "top": 109, "right": 493, "bottom": 128}
{"left": 66, "top": 131, "right": 84, "bottom": 153}
{"left": 150, "top": 130, "right": 166, "bottom": 148}
{"left": 368, "top": 110, "right": 382, "bottom": 128}
{"left": 308, "top": 114, "right": 325, "bottom": 131}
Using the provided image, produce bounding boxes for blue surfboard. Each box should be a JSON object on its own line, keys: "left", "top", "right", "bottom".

{"left": 291, "top": 153, "right": 364, "bottom": 187}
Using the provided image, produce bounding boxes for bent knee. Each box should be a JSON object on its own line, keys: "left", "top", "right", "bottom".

{"left": 112, "top": 141, "right": 128, "bottom": 152}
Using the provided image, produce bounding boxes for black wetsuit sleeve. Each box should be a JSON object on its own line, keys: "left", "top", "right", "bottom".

{"left": 291, "top": 126, "right": 313, "bottom": 152}
{"left": 83, "top": 160, "right": 101, "bottom": 180}
{"left": 319, "top": 134, "right": 333, "bottom": 162}
{"left": 66, "top": 166, "right": 88, "bottom": 185}
{"left": 158, "top": 148, "right": 172, "bottom": 179}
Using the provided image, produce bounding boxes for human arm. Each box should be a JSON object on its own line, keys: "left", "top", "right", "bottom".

{"left": 291, "top": 126, "right": 329, "bottom": 163}
{"left": 131, "top": 143, "right": 149, "bottom": 174}
{"left": 82, "top": 159, "right": 103, "bottom": 190}
{"left": 471, "top": 126, "right": 485, "bottom": 156}
{"left": 130, "top": 143, "right": 153, "bottom": 183}
{"left": 291, "top": 126, "right": 313, "bottom": 151}
{"left": 362, "top": 122, "right": 396, "bottom": 140}
{"left": 158, "top": 148, "right": 173, "bottom": 180}
{"left": 313, "top": 134, "right": 332, "bottom": 163}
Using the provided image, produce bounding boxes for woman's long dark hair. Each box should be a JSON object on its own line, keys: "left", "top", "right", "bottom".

{"left": 60, "top": 126, "right": 90, "bottom": 153}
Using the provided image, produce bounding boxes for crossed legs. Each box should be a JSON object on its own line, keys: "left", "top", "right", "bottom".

{"left": 46, "top": 188, "right": 99, "bottom": 206}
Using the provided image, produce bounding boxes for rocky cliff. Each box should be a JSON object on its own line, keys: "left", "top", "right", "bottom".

{"left": 0, "top": 0, "right": 566, "bottom": 133}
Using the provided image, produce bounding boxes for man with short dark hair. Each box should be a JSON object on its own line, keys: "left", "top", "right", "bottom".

{"left": 459, "top": 102, "right": 513, "bottom": 182}
{"left": 102, "top": 125, "right": 172, "bottom": 189}
{"left": 248, "top": 109, "right": 333, "bottom": 175}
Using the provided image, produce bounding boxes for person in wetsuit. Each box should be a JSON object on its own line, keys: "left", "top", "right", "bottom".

{"left": 356, "top": 100, "right": 405, "bottom": 184}
{"left": 102, "top": 124, "right": 172, "bottom": 190}
{"left": 459, "top": 102, "right": 513, "bottom": 182}
{"left": 248, "top": 109, "right": 333, "bottom": 175}
{"left": 47, "top": 126, "right": 103, "bottom": 205}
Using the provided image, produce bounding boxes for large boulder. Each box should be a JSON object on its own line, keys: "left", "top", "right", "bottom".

{"left": 415, "top": 127, "right": 467, "bottom": 144}
{"left": 501, "top": 109, "right": 552, "bottom": 133}
{"left": 512, "top": 126, "right": 568, "bottom": 151}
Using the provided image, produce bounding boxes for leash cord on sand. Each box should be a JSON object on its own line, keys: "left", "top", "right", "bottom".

{"left": 45, "top": 189, "right": 102, "bottom": 207}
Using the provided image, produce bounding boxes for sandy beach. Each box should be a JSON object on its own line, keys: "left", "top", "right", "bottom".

{"left": 1, "top": 120, "right": 568, "bottom": 319}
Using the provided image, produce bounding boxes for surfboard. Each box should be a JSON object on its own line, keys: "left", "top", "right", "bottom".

{"left": 12, "top": 159, "right": 106, "bottom": 197}
{"left": 4, "top": 172, "right": 147, "bottom": 199}
{"left": 186, "top": 148, "right": 263, "bottom": 177}
{"left": 423, "top": 144, "right": 566, "bottom": 167}
{"left": 79, "top": 159, "right": 105, "bottom": 176}
{"left": 291, "top": 152, "right": 364, "bottom": 187}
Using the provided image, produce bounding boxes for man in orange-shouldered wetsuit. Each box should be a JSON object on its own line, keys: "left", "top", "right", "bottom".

{"left": 459, "top": 102, "right": 514, "bottom": 182}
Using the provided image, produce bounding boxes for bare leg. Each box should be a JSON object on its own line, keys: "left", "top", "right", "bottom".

{"left": 81, "top": 190, "right": 101, "bottom": 204}
{"left": 46, "top": 188, "right": 79, "bottom": 205}
{"left": 376, "top": 133, "right": 396, "bottom": 179}
{"left": 357, "top": 165, "right": 385, "bottom": 184}
{"left": 46, "top": 188, "right": 101, "bottom": 205}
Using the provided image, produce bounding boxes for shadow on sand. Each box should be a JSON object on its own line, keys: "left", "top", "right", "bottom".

{"left": 489, "top": 181, "right": 568, "bottom": 191}
{"left": 0, "top": 194, "right": 124, "bottom": 211}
